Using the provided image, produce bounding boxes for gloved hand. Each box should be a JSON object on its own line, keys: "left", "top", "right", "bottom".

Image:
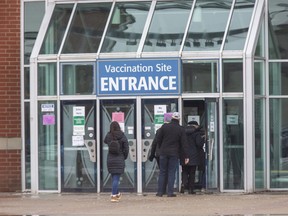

{"left": 148, "top": 155, "right": 154, "bottom": 162}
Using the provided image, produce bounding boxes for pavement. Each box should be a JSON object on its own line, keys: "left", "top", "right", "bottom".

{"left": 1, "top": 191, "right": 288, "bottom": 215}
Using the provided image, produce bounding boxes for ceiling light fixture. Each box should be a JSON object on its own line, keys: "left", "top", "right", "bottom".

{"left": 205, "top": 40, "right": 214, "bottom": 47}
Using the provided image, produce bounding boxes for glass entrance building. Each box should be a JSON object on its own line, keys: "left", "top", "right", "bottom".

{"left": 22, "top": 0, "right": 288, "bottom": 193}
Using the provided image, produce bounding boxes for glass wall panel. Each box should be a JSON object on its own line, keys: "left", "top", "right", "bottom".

{"left": 270, "top": 99, "right": 288, "bottom": 188}
{"left": 24, "top": 102, "right": 31, "bottom": 189}
{"left": 143, "top": 1, "right": 192, "bottom": 52}
{"left": 223, "top": 60, "right": 243, "bottom": 92}
{"left": 269, "top": 62, "right": 288, "bottom": 96}
{"left": 101, "top": 2, "right": 150, "bottom": 53}
{"left": 38, "top": 101, "right": 58, "bottom": 190}
{"left": 24, "top": 1, "right": 45, "bottom": 64}
{"left": 254, "top": 61, "right": 265, "bottom": 96}
{"left": 38, "top": 63, "right": 57, "bottom": 96}
{"left": 182, "top": 60, "right": 218, "bottom": 93}
{"left": 223, "top": 99, "right": 244, "bottom": 189}
{"left": 224, "top": 0, "right": 255, "bottom": 50}
{"left": 184, "top": 0, "right": 232, "bottom": 51}
{"left": 268, "top": 0, "right": 288, "bottom": 59}
{"left": 62, "top": 3, "right": 112, "bottom": 54}
{"left": 24, "top": 1, "right": 45, "bottom": 191}
{"left": 255, "top": 99, "right": 265, "bottom": 189}
{"left": 61, "top": 63, "right": 94, "bottom": 95}
{"left": 24, "top": 67, "right": 30, "bottom": 99}
{"left": 40, "top": 4, "right": 74, "bottom": 54}
{"left": 255, "top": 22, "right": 265, "bottom": 58}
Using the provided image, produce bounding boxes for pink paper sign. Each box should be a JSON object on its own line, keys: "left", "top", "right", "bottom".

{"left": 43, "top": 114, "right": 55, "bottom": 125}
{"left": 112, "top": 112, "right": 125, "bottom": 123}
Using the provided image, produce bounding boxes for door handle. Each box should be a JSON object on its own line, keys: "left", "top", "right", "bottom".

{"left": 142, "top": 139, "right": 153, "bottom": 162}
{"left": 209, "top": 138, "right": 214, "bottom": 161}
{"left": 84, "top": 139, "right": 96, "bottom": 162}
{"left": 128, "top": 139, "right": 137, "bottom": 162}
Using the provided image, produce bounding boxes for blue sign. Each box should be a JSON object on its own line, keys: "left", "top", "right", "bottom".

{"left": 97, "top": 58, "right": 180, "bottom": 96}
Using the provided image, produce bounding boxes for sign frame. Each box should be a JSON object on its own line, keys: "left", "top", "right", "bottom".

{"left": 97, "top": 58, "right": 181, "bottom": 96}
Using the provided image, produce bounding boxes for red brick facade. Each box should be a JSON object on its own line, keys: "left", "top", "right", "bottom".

{"left": 0, "top": 0, "right": 22, "bottom": 192}
{"left": 0, "top": 150, "right": 21, "bottom": 192}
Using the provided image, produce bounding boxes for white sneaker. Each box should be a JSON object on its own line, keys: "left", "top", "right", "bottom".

{"left": 110, "top": 195, "right": 119, "bottom": 202}
{"left": 116, "top": 192, "right": 122, "bottom": 200}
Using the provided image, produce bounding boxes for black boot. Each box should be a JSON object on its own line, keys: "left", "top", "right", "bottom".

{"left": 188, "top": 188, "right": 196, "bottom": 194}
{"left": 180, "top": 185, "right": 185, "bottom": 193}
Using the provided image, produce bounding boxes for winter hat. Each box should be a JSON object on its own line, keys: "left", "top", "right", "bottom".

{"left": 172, "top": 112, "right": 180, "bottom": 120}
{"left": 164, "top": 113, "right": 172, "bottom": 123}
{"left": 188, "top": 121, "right": 199, "bottom": 125}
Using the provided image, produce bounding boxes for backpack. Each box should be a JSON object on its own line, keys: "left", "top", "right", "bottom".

{"left": 109, "top": 140, "right": 121, "bottom": 155}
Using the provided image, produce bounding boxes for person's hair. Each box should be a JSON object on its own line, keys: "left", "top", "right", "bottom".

{"left": 110, "top": 121, "right": 121, "bottom": 138}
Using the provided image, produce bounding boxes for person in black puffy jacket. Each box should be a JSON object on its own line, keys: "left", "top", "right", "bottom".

{"left": 104, "top": 121, "right": 129, "bottom": 202}
{"left": 180, "top": 121, "right": 205, "bottom": 194}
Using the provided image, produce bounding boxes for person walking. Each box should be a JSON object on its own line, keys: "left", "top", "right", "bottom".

{"left": 180, "top": 121, "right": 205, "bottom": 194}
{"left": 155, "top": 112, "right": 189, "bottom": 197}
{"left": 104, "top": 121, "right": 129, "bottom": 202}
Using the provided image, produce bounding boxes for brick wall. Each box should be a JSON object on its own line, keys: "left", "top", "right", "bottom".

{"left": 0, "top": 149, "right": 21, "bottom": 192}
{"left": 0, "top": 0, "right": 22, "bottom": 192}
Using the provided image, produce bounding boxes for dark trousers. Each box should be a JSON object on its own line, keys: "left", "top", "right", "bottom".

{"left": 157, "top": 155, "right": 178, "bottom": 195}
{"left": 156, "top": 156, "right": 168, "bottom": 193}
{"left": 181, "top": 165, "right": 197, "bottom": 192}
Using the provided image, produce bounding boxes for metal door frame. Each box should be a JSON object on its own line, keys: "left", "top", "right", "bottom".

{"left": 181, "top": 97, "right": 220, "bottom": 192}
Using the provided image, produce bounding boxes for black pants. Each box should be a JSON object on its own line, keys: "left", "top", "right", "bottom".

{"left": 181, "top": 165, "right": 197, "bottom": 192}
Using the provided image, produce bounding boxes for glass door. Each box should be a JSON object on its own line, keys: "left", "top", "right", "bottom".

{"left": 182, "top": 99, "right": 219, "bottom": 192}
{"left": 61, "top": 100, "right": 97, "bottom": 192}
{"left": 100, "top": 99, "right": 136, "bottom": 192}
{"left": 205, "top": 99, "right": 219, "bottom": 191}
{"left": 142, "top": 98, "right": 178, "bottom": 192}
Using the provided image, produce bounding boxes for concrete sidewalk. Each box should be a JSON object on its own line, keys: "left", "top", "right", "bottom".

{"left": 0, "top": 191, "right": 288, "bottom": 215}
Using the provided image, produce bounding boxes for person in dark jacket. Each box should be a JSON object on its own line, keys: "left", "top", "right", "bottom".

{"left": 180, "top": 121, "right": 205, "bottom": 194}
{"left": 149, "top": 114, "right": 172, "bottom": 166}
{"left": 148, "top": 114, "right": 172, "bottom": 194}
{"left": 104, "top": 121, "right": 129, "bottom": 202}
{"left": 149, "top": 128, "right": 161, "bottom": 166}
{"left": 156, "top": 112, "right": 189, "bottom": 197}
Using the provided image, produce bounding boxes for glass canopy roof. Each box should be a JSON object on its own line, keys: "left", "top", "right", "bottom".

{"left": 39, "top": 0, "right": 256, "bottom": 56}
